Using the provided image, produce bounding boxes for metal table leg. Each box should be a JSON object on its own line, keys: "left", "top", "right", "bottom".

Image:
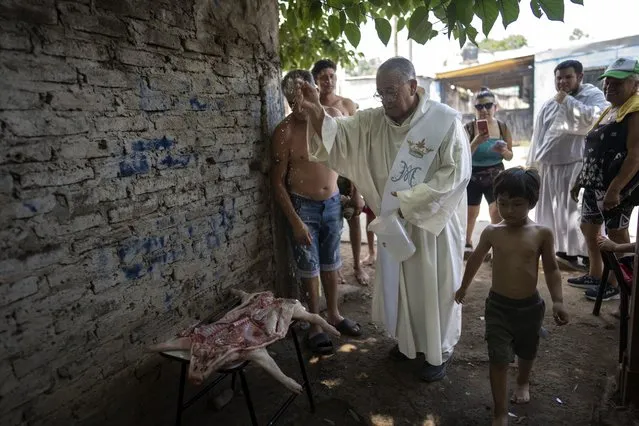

{"left": 175, "top": 363, "right": 187, "bottom": 426}
{"left": 239, "top": 369, "right": 259, "bottom": 426}
{"left": 291, "top": 327, "right": 315, "bottom": 412}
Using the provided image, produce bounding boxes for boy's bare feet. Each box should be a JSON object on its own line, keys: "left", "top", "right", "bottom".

{"left": 492, "top": 415, "right": 508, "bottom": 426}
{"left": 510, "top": 382, "right": 530, "bottom": 404}
{"left": 354, "top": 267, "right": 369, "bottom": 285}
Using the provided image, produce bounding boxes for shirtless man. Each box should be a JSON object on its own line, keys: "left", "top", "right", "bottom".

{"left": 311, "top": 59, "right": 372, "bottom": 284}
{"left": 455, "top": 167, "right": 569, "bottom": 426}
{"left": 271, "top": 70, "right": 362, "bottom": 355}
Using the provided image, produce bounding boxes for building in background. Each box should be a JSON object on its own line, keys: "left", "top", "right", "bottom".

{"left": 435, "top": 52, "right": 534, "bottom": 144}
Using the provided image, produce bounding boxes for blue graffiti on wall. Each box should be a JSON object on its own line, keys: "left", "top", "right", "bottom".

{"left": 189, "top": 97, "right": 208, "bottom": 111}
{"left": 122, "top": 264, "right": 144, "bottom": 280}
{"left": 164, "top": 292, "right": 173, "bottom": 311}
{"left": 119, "top": 154, "right": 150, "bottom": 177}
{"left": 118, "top": 137, "right": 185, "bottom": 177}
{"left": 132, "top": 137, "right": 175, "bottom": 152}
{"left": 118, "top": 236, "right": 166, "bottom": 263}
{"left": 160, "top": 154, "right": 191, "bottom": 168}
{"left": 119, "top": 201, "right": 238, "bottom": 280}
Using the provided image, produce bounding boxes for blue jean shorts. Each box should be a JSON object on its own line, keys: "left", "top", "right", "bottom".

{"left": 289, "top": 192, "right": 343, "bottom": 278}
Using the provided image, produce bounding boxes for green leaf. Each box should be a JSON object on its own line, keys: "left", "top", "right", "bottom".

{"left": 344, "top": 22, "right": 361, "bottom": 47}
{"left": 498, "top": 0, "right": 520, "bottom": 28}
{"left": 408, "top": 6, "right": 433, "bottom": 44}
{"left": 328, "top": 14, "right": 341, "bottom": 38}
{"left": 474, "top": 0, "right": 500, "bottom": 36}
{"left": 398, "top": 0, "right": 411, "bottom": 13}
{"left": 530, "top": 0, "right": 542, "bottom": 17}
{"left": 286, "top": 7, "right": 297, "bottom": 28}
{"left": 408, "top": 6, "right": 429, "bottom": 35}
{"left": 466, "top": 26, "right": 479, "bottom": 44}
{"left": 375, "top": 18, "right": 393, "bottom": 46}
{"left": 432, "top": 3, "right": 448, "bottom": 21}
{"left": 445, "top": 2, "right": 459, "bottom": 37}
{"left": 345, "top": 5, "right": 361, "bottom": 25}
{"left": 456, "top": 0, "right": 475, "bottom": 25}
{"left": 570, "top": 0, "right": 583, "bottom": 4}
{"left": 397, "top": 17, "right": 406, "bottom": 32}
{"left": 309, "top": 1, "right": 323, "bottom": 22}
{"left": 539, "top": 0, "right": 565, "bottom": 21}
{"left": 359, "top": 2, "right": 368, "bottom": 23}
{"left": 339, "top": 10, "right": 347, "bottom": 32}
{"left": 456, "top": 26, "right": 468, "bottom": 48}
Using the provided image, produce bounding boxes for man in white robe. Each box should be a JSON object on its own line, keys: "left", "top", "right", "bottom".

{"left": 527, "top": 59, "right": 608, "bottom": 275}
{"left": 296, "top": 57, "right": 471, "bottom": 381}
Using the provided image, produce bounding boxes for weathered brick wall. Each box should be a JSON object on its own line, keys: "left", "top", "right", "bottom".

{"left": 0, "top": 0, "right": 283, "bottom": 424}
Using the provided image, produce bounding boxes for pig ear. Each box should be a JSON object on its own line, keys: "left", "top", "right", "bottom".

{"left": 228, "top": 288, "right": 250, "bottom": 303}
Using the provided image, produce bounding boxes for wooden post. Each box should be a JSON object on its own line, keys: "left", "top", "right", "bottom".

{"left": 621, "top": 215, "right": 639, "bottom": 405}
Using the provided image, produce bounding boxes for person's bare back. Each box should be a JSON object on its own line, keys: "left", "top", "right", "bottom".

{"left": 485, "top": 220, "right": 553, "bottom": 299}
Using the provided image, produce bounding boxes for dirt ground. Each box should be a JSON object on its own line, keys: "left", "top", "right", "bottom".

{"left": 177, "top": 242, "right": 638, "bottom": 426}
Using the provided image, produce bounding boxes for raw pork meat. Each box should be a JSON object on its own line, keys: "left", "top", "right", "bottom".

{"left": 148, "top": 290, "right": 339, "bottom": 392}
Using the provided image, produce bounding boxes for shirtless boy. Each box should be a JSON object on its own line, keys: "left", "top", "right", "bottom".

{"left": 311, "top": 59, "right": 375, "bottom": 283}
{"left": 271, "top": 69, "right": 362, "bottom": 355}
{"left": 455, "top": 167, "right": 569, "bottom": 426}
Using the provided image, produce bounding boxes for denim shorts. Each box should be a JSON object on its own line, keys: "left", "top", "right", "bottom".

{"left": 289, "top": 192, "right": 343, "bottom": 278}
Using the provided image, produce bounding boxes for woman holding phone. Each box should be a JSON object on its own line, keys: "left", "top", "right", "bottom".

{"left": 463, "top": 87, "right": 514, "bottom": 254}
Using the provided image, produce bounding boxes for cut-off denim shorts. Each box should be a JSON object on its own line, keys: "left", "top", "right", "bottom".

{"left": 288, "top": 192, "right": 343, "bottom": 279}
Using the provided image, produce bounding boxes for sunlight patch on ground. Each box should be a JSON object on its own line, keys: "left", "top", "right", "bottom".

{"left": 337, "top": 343, "right": 358, "bottom": 353}
{"left": 320, "top": 378, "right": 343, "bottom": 389}
{"left": 308, "top": 353, "right": 334, "bottom": 364}
{"left": 370, "top": 413, "right": 438, "bottom": 425}
{"left": 370, "top": 414, "right": 394, "bottom": 426}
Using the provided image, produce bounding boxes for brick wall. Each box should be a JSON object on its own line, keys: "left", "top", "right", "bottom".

{"left": 0, "top": 0, "right": 283, "bottom": 424}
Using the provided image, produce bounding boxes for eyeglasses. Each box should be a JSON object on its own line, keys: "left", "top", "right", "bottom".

{"left": 475, "top": 102, "right": 494, "bottom": 110}
{"left": 373, "top": 88, "right": 400, "bottom": 102}
{"left": 373, "top": 79, "right": 415, "bottom": 102}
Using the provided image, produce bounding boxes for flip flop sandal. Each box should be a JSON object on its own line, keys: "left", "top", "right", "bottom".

{"left": 307, "top": 332, "right": 334, "bottom": 355}
{"left": 334, "top": 318, "right": 363, "bottom": 337}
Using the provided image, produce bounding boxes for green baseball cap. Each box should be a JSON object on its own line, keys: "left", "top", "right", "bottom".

{"left": 599, "top": 57, "right": 639, "bottom": 80}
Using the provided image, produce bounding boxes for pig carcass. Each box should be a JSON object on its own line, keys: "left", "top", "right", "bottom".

{"left": 148, "top": 290, "right": 339, "bottom": 393}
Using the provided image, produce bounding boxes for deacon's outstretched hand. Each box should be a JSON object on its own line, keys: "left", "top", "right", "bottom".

{"left": 295, "top": 80, "right": 321, "bottom": 112}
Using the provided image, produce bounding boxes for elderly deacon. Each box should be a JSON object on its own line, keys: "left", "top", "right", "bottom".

{"left": 296, "top": 57, "right": 471, "bottom": 381}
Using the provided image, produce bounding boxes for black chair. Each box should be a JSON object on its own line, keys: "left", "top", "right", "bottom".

{"left": 592, "top": 251, "right": 633, "bottom": 363}
{"left": 159, "top": 300, "right": 315, "bottom": 426}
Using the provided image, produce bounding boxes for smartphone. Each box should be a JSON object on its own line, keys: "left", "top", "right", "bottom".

{"left": 476, "top": 119, "right": 488, "bottom": 135}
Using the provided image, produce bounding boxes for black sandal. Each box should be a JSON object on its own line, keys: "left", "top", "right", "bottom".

{"left": 333, "top": 318, "right": 363, "bottom": 337}
{"left": 307, "top": 332, "right": 334, "bottom": 355}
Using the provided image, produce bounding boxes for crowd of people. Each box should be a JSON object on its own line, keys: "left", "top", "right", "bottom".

{"left": 270, "top": 55, "right": 639, "bottom": 426}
